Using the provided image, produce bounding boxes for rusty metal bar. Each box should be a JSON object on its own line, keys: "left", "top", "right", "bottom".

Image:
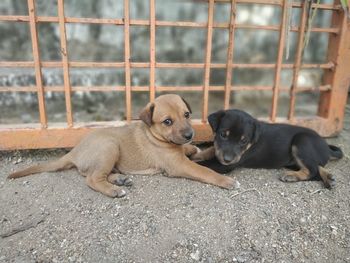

{"left": 0, "top": 1, "right": 341, "bottom": 19}
{"left": 218, "top": 0, "right": 341, "bottom": 11}
{"left": 124, "top": 0, "right": 132, "bottom": 122}
{"left": 149, "top": 0, "right": 156, "bottom": 101}
{"left": 0, "top": 61, "right": 126, "bottom": 68}
{"left": 288, "top": 0, "right": 308, "bottom": 120}
{"left": 0, "top": 116, "right": 336, "bottom": 150}
{"left": 318, "top": 0, "right": 350, "bottom": 134}
{"left": 270, "top": 0, "right": 288, "bottom": 122}
{"left": 27, "top": 0, "right": 47, "bottom": 128}
{"left": 57, "top": 0, "right": 73, "bottom": 127}
{"left": 224, "top": 0, "right": 236, "bottom": 109}
{"left": 0, "top": 16, "right": 339, "bottom": 33}
{"left": 0, "top": 84, "right": 331, "bottom": 93}
{"left": 0, "top": 61, "right": 335, "bottom": 69}
{"left": 202, "top": 0, "right": 215, "bottom": 122}
{"left": 0, "top": 1, "right": 340, "bottom": 22}
{"left": 0, "top": 120, "right": 209, "bottom": 149}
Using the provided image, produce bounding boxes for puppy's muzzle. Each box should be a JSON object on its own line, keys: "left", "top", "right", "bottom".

{"left": 223, "top": 153, "right": 234, "bottom": 163}
{"left": 220, "top": 153, "right": 241, "bottom": 165}
{"left": 182, "top": 130, "right": 194, "bottom": 141}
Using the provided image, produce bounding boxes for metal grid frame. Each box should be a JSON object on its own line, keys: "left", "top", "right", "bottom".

{"left": 0, "top": 0, "right": 349, "bottom": 150}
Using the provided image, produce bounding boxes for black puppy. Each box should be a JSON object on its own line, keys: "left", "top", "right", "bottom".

{"left": 193, "top": 109, "right": 343, "bottom": 188}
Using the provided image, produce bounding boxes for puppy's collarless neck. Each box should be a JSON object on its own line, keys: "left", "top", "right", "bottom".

{"left": 144, "top": 126, "right": 176, "bottom": 148}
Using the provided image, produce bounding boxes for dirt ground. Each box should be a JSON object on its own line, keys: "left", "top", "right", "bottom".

{"left": 1, "top": 108, "right": 350, "bottom": 263}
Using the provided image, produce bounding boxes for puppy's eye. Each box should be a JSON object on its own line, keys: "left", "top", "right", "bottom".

{"left": 220, "top": 131, "right": 228, "bottom": 139}
{"left": 163, "top": 119, "right": 173, "bottom": 126}
{"left": 184, "top": 112, "right": 190, "bottom": 119}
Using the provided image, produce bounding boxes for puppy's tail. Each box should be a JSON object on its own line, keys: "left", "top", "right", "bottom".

{"left": 8, "top": 154, "right": 74, "bottom": 179}
{"left": 328, "top": 145, "right": 343, "bottom": 160}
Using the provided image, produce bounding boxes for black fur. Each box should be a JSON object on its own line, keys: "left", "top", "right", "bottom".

{"left": 199, "top": 109, "right": 343, "bottom": 186}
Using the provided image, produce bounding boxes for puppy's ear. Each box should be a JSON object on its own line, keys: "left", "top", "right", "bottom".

{"left": 139, "top": 102, "right": 155, "bottom": 127}
{"left": 181, "top": 97, "right": 192, "bottom": 113}
{"left": 252, "top": 121, "right": 261, "bottom": 143}
{"left": 208, "top": 110, "right": 225, "bottom": 132}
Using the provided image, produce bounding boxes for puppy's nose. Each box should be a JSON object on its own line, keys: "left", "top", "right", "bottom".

{"left": 183, "top": 131, "right": 193, "bottom": 140}
{"left": 223, "top": 153, "right": 234, "bottom": 163}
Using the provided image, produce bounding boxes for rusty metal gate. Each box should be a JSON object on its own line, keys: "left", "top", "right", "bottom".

{"left": 0, "top": 0, "right": 349, "bottom": 150}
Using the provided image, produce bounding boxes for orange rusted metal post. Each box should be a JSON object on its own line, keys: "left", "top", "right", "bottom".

{"left": 124, "top": 0, "right": 132, "bottom": 122}
{"left": 202, "top": 0, "right": 215, "bottom": 122}
{"left": 288, "top": 0, "right": 308, "bottom": 120}
{"left": 58, "top": 0, "right": 74, "bottom": 127}
{"left": 270, "top": 0, "right": 288, "bottom": 122}
{"left": 27, "top": 0, "right": 47, "bottom": 128}
{"left": 224, "top": 0, "right": 236, "bottom": 109}
{"left": 318, "top": 0, "right": 350, "bottom": 135}
{"left": 149, "top": 0, "right": 156, "bottom": 102}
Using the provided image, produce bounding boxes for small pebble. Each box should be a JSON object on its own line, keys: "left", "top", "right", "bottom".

{"left": 190, "top": 250, "right": 200, "bottom": 261}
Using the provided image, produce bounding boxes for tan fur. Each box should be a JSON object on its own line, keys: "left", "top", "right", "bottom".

{"left": 282, "top": 168, "right": 310, "bottom": 182}
{"left": 318, "top": 166, "right": 334, "bottom": 188}
{"left": 280, "top": 146, "right": 311, "bottom": 182}
{"left": 190, "top": 145, "right": 215, "bottom": 162}
{"left": 279, "top": 146, "right": 335, "bottom": 188}
{"left": 191, "top": 142, "right": 252, "bottom": 165}
{"left": 8, "top": 94, "right": 236, "bottom": 197}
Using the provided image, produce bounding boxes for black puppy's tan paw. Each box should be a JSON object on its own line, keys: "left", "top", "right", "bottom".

{"left": 318, "top": 167, "right": 335, "bottom": 189}
{"left": 279, "top": 174, "right": 299, "bottom": 182}
{"left": 325, "top": 173, "right": 336, "bottom": 189}
{"left": 328, "top": 173, "right": 335, "bottom": 183}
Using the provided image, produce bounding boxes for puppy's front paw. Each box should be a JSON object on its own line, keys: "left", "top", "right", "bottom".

{"left": 190, "top": 154, "right": 205, "bottom": 163}
{"left": 185, "top": 145, "right": 201, "bottom": 157}
{"left": 325, "top": 173, "right": 336, "bottom": 189}
{"left": 189, "top": 146, "right": 215, "bottom": 162}
{"left": 279, "top": 174, "right": 298, "bottom": 182}
{"left": 218, "top": 176, "right": 240, "bottom": 190}
{"left": 107, "top": 187, "right": 127, "bottom": 198}
{"left": 189, "top": 147, "right": 208, "bottom": 162}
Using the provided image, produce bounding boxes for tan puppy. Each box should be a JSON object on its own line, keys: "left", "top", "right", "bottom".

{"left": 8, "top": 94, "right": 237, "bottom": 197}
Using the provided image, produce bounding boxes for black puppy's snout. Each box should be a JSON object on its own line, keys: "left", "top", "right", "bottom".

{"left": 223, "top": 153, "right": 234, "bottom": 163}
{"left": 183, "top": 131, "right": 193, "bottom": 140}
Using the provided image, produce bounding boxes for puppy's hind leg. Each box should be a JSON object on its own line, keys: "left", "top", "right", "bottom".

{"left": 86, "top": 172, "right": 127, "bottom": 198}
{"left": 280, "top": 139, "right": 334, "bottom": 188}
{"left": 279, "top": 145, "right": 315, "bottom": 183}
{"left": 280, "top": 168, "right": 311, "bottom": 182}
{"left": 85, "top": 149, "right": 127, "bottom": 197}
{"left": 318, "top": 166, "right": 335, "bottom": 189}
